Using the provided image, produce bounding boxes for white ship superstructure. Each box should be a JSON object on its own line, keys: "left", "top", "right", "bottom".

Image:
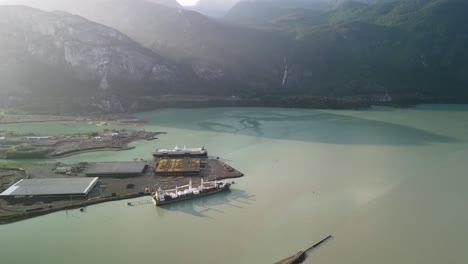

{"left": 153, "top": 146, "right": 208, "bottom": 157}
{"left": 152, "top": 179, "right": 230, "bottom": 206}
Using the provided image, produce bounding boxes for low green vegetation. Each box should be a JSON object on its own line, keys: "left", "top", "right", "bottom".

{"left": 0, "top": 161, "right": 49, "bottom": 167}
{"left": 4, "top": 148, "right": 49, "bottom": 159}
{"left": 87, "top": 132, "right": 99, "bottom": 137}
{"left": 0, "top": 131, "right": 36, "bottom": 137}
{"left": 225, "top": 0, "right": 468, "bottom": 101}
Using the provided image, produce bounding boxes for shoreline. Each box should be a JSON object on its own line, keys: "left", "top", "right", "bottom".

{"left": 48, "top": 146, "right": 135, "bottom": 158}
{"left": 0, "top": 192, "right": 148, "bottom": 225}
{"left": 3, "top": 102, "right": 467, "bottom": 125}
{"left": 0, "top": 118, "right": 76, "bottom": 125}
{"left": 0, "top": 104, "right": 426, "bottom": 125}
{"left": 0, "top": 130, "right": 160, "bottom": 159}
{"left": 0, "top": 159, "right": 244, "bottom": 225}
{"left": 0, "top": 113, "right": 146, "bottom": 125}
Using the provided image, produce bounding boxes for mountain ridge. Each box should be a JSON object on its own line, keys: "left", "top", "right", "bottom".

{"left": 225, "top": 0, "right": 468, "bottom": 99}
{"left": 0, "top": 5, "right": 205, "bottom": 113}
{"left": 1, "top": 0, "right": 468, "bottom": 113}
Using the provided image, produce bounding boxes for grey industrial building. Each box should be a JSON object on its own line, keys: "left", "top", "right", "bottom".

{"left": 0, "top": 177, "right": 99, "bottom": 198}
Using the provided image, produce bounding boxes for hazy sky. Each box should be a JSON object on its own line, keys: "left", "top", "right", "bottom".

{"left": 177, "top": 0, "right": 199, "bottom": 6}
{"left": 0, "top": 0, "right": 202, "bottom": 6}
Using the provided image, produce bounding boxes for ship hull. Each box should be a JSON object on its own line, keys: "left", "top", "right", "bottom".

{"left": 152, "top": 185, "right": 230, "bottom": 206}
{"left": 152, "top": 153, "right": 207, "bottom": 158}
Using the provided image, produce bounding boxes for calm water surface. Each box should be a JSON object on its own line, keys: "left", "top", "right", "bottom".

{"left": 1, "top": 106, "right": 467, "bottom": 264}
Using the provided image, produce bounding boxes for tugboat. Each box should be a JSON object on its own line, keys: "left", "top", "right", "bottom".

{"left": 152, "top": 179, "right": 230, "bottom": 206}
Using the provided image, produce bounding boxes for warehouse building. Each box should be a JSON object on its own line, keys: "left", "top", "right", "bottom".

{"left": 0, "top": 177, "right": 99, "bottom": 198}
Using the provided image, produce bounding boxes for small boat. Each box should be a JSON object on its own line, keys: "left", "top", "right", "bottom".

{"left": 152, "top": 179, "right": 230, "bottom": 206}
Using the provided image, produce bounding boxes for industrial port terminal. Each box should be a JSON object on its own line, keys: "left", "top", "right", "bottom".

{"left": 0, "top": 146, "right": 244, "bottom": 224}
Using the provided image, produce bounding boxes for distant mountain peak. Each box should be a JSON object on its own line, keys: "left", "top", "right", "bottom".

{"left": 0, "top": 6, "right": 191, "bottom": 104}
{"left": 190, "top": 0, "right": 240, "bottom": 17}
{"left": 146, "top": 0, "right": 182, "bottom": 8}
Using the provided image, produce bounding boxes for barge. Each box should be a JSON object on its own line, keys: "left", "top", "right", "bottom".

{"left": 152, "top": 179, "right": 230, "bottom": 206}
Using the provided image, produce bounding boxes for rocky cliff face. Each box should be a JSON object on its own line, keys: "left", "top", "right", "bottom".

{"left": 0, "top": 0, "right": 288, "bottom": 93}
{"left": 0, "top": 6, "right": 181, "bottom": 86}
{"left": 1, "top": 0, "right": 467, "bottom": 112}
{"left": 0, "top": 6, "right": 199, "bottom": 112}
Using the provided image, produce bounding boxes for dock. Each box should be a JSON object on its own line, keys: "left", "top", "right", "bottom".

{"left": 276, "top": 235, "right": 333, "bottom": 264}
{"left": 0, "top": 155, "right": 244, "bottom": 224}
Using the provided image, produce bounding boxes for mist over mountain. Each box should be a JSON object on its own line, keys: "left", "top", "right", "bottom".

{"left": 147, "top": 0, "right": 183, "bottom": 8}
{"left": 189, "top": 0, "right": 240, "bottom": 17}
{"left": 0, "top": 0, "right": 290, "bottom": 96}
{"left": 0, "top": 0, "right": 467, "bottom": 112}
{"left": 196, "top": 0, "right": 398, "bottom": 18}
{"left": 191, "top": 0, "right": 340, "bottom": 17}
{"left": 0, "top": 5, "right": 204, "bottom": 112}
{"left": 259, "top": 0, "right": 468, "bottom": 100}
{"left": 225, "top": 0, "right": 398, "bottom": 24}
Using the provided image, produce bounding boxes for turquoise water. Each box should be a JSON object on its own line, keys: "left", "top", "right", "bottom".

{"left": 1, "top": 106, "right": 467, "bottom": 264}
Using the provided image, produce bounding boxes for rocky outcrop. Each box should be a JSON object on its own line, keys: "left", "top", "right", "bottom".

{"left": 0, "top": 5, "right": 204, "bottom": 112}
{"left": 0, "top": 0, "right": 288, "bottom": 93}
{"left": 0, "top": 6, "right": 181, "bottom": 86}
{"left": 2, "top": 0, "right": 466, "bottom": 111}
{"left": 192, "top": 65, "right": 226, "bottom": 81}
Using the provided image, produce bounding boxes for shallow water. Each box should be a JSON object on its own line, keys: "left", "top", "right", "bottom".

{"left": 0, "top": 106, "right": 467, "bottom": 264}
